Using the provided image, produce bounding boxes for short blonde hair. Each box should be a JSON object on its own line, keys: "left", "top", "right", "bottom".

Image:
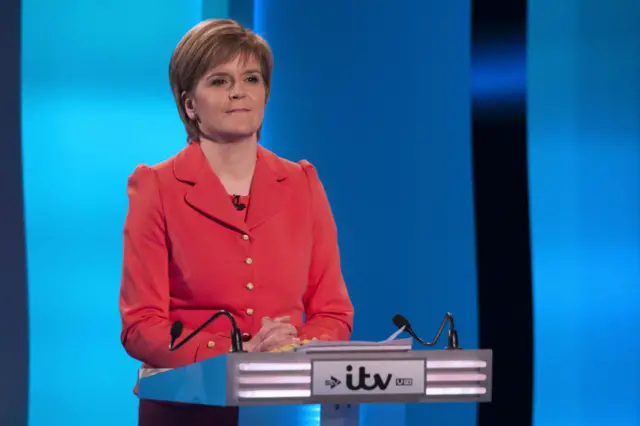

{"left": 169, "top": 19, "right": 273, "bottom": 141}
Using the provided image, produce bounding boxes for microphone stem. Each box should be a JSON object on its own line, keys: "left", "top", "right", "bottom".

{"left": 411, "top": 312, "right": 460, "bottom": 349}
{"left": 170, "top": 310, "right": 244, "bottom": 353}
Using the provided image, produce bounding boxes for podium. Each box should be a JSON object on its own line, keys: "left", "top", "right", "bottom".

{"left": 138, "top": 348, "right": 492, "bottom": 425}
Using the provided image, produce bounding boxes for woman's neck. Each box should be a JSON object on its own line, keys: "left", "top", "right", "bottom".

{"left": 198, "top": 136, "right": 258, "bottom": 195}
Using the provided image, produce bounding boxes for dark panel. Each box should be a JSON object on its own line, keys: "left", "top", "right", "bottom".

{"left": 0, "top": 1, "right": 29, "bottom": 426}
{"left": 471, "top": 1, "right": 533, "bottom": 425}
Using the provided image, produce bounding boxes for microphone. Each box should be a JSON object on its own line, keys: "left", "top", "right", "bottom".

{"left": 169, "top": 310, "right": 245, "bottom": 353}
{"left": 392, "top": 312, "right": 461, "bottom": 350}
{"left": 231, "top": 195, "right": 246, "bottom": 211}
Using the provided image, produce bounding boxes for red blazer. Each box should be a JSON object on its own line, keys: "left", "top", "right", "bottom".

{"left": 119, "top": 142, "right": 353, "bottom": 370}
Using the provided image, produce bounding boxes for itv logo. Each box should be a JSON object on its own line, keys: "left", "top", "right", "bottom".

{"left": 313, "top": 359, "right": 425, "bottom": 396}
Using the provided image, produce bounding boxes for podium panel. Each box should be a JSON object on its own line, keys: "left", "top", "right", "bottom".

{"left": 139, "top": 349, "right": 492, "bottom": 425}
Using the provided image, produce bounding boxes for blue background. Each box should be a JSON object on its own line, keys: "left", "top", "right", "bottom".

{"left": 21, "top": 1, "right": 477, "bottom": 425}
{"left": 21, "top": 1, "right": 204, "bottom": 425}
{"left": 254, "top": 2, "right": 477, "bottom": 426}
{"left": 528, "top": 1, "right": 640, "bottom": 425}
{"left": 12, "top": 0, "right": 640, "bottom": 425}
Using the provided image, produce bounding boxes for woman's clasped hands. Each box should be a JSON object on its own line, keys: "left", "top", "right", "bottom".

{"left": 244, "top": 316, "right": 300, "bottom": 352}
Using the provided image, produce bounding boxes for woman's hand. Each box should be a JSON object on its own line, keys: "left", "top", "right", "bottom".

{"left": 245, "top": 316, "right": 299, "bottom": 352}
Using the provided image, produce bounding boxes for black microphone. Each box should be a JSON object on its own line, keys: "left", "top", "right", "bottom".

{"left": 392, "top": 312, "right": 461, "bottom": 350}
{"left": 169, "top": 310, "right": 245, "bottom": 353}
{"left": 231, "top": 195, "right": 246, "bottom": 211}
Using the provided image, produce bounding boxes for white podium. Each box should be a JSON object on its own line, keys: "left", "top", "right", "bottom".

{"left": 138, "top": 348, "right": 492, "bottom": 425}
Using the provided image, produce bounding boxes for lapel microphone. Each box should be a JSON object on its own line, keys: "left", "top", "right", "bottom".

{"left": 231, "top": 194, "right": 246, "bottom": 211}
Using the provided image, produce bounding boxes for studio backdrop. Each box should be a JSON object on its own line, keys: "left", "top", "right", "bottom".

{"left": 21, "top": 1, "right": 477, "bottom": 425}
{"left": 528, "top": 0, "right": 640, "bottom": 425}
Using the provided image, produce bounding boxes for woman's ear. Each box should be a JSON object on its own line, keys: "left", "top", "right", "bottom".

{"left": 182, "top": 91, "right": 197, "bottom": 121}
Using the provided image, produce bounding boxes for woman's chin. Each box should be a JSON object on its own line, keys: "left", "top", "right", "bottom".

{"left": 202, "top": 129, "right": 258, "bottom": 143}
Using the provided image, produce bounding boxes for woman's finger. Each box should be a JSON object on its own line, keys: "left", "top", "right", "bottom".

{"left": 260, "top": 332, "right": 300, "bottom": 352}
{"left": 262, "top": 323, "right": 296, "bottom": 341}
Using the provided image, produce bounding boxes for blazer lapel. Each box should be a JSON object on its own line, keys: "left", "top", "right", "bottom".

{"left": 173, "top": 142, "right": 248, "bottom": 233}
{"left": 245, "top": 146, "right": 291, "bottom": 231}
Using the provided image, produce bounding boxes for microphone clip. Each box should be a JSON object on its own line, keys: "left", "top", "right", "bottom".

{"left": 446, "top": 327, "right": 460, "bottom": 350}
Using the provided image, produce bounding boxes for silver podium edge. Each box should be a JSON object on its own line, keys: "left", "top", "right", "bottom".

{"left": 139, "top": 348, "right": 493, "bottom": 425}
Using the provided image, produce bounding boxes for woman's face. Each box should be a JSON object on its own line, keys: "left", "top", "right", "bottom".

{"left": 185, "top": 54, "right": 266, "bottom": 142}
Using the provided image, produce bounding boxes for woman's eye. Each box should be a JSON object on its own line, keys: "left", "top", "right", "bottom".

{"left": 211, "top": 78, "right": 227, "bottom": 86}
{"left": 247, "top": 75, "right": 260, "bottom": 83}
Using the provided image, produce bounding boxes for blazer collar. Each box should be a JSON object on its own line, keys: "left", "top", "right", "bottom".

{"left": 173, "top": 142, "right": 291, "bottom": 233}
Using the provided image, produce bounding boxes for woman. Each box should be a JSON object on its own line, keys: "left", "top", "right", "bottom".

{"left": 118, "top": 18, "right": 354, "bottom": 426}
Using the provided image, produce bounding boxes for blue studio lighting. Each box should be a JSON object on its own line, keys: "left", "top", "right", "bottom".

{"left": 528, "top": 0, "right": 640, "bottom": 425}
{"left": 22, "top": 1, "right": 478, "bottom": 426}
{"left": 22, "top": 1, "right": 204, "bottom": 425}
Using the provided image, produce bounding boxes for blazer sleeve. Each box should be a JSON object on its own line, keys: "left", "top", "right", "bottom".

{"left": 119, "top": 165, "right": 230, "bottom": 368}
{"left": 297, "top": 161, "right": 354, "bottom": 341}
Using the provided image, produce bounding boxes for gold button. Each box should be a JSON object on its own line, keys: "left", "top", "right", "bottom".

{"left": 246, "top": 282, "right": 254, "bottom": 290}
{"left": 246, "top": 308, "right": 254, "bottom": 315}
{"left": 242, "top": 234, "right": 250, "bottom": 241}
{"left": 207, "top": 340, "right": 215, "bottom": 349}
{"left": 245, "top": 257, "right": 253, "bottom": 265}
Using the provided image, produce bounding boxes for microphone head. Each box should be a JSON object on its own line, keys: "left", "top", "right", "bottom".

{"left": 392, "top": 314, "right": 411, "bottom": 330}
{"left": 170, "top": 321, "right": 184, "bottom": 340}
